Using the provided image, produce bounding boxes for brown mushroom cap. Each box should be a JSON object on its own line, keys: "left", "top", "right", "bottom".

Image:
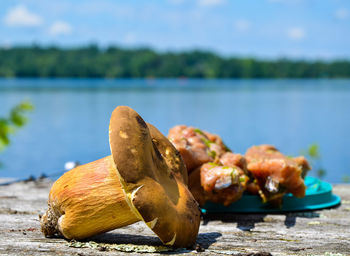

{"left": 109, "top": 106, "right": 200, "bottom": 248}
{"left": 147, "top": 123, "right": 188, "bottom": 185}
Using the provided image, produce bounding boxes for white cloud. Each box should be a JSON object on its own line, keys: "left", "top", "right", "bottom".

{"left": 287, "top": 27, "right": 305, "bottom": 40}
{"left": 234, "top": 20, "right": 251, "bottom": 32}
{"left": 335, "top": 8, "right": 349, "bottom": 20}
{"left": 49, "top": 21, "right": 72, "bottom": 36}
{"left": 4, "top": 4, "right": 43, "bottom": 27}
{"left": 197, "top": 0, "right": 226, "bottom": 7}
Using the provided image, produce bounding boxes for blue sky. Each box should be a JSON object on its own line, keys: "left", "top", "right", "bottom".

{"left": 1, "top": 0, "right": 349, "bottom": 59}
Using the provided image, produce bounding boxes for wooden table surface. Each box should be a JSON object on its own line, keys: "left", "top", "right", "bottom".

{"left": 0, "top": 179, "right": 349, "bottom": 256}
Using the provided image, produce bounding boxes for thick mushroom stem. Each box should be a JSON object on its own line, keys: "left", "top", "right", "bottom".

{"left": 40, "top": 156, "right": 140, "bottom": 240}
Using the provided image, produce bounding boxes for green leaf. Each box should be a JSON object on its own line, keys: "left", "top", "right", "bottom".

{"left": 0, "top": 100, "right": 33, "bottom": 153}
{"left": 208, "top": 150, "right": 216, "bottom": 158}
{"left": 308, "top": 143, "right": 320, "bottom": 159}
{"left": 0, "top": 122, "right": 15, "bottom": 136}
{"left": 0, "top": 119, "right": 9, "bottom": 132}
{"left": 316, "top": 168, "right": 326, "bottom": 179}
{"left": 17, "top": 101, "right": 34, "bottom": 111}
{"left": 0, "top": 121, "right": 11, "bottom": 148}
{"left": 239, "top": 176, "right": 246, "bottom": 182}
{"left": 0, "top": 134, "right": 10, "bottom": 151}
{"left": 10, "top": 110, "right": 27, "bottom": 127}
{"left": 9, "top": 101, "right": 33, "bottom": 127}
{"left": 222, "top": 142, "right": 232, "bottom": 152}
{"left": 194, "top": 128, "right": 205, "bottom": 136}
{"left": 342, "top": 175, "right": 350, "bottom": 183}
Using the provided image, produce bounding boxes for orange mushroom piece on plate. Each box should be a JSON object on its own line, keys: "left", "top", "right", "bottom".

{"left": 245, "top": 144, "right": 311, "bottom": 205}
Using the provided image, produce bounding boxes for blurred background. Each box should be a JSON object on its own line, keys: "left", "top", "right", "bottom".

{"left": 0, "top": 0, "right": 349, "bottom": 183}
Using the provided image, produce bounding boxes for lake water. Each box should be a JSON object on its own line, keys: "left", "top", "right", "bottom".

{"left": 0, "top": 78, "right": 349, "bottom": 183}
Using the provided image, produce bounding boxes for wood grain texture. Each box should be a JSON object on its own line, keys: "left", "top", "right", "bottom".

{"left": 0, "top": 179, "right": 349, "bottom": 256}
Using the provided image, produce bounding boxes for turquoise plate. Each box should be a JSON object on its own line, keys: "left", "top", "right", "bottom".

{"left": 202, "top": 176, "right": 341, "bottom": 213}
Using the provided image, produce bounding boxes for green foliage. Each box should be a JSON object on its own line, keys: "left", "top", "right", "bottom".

{"left": 316, "top": 168, "right": 326, "bottom": 179}
{"left": 0, "top": 101, "right": 34, "bottom": 152}
{"left": 308, "top": 144, "right": 320, "bottom": 159}
{"left": 301, "top": 143, "right": 326, "bottom": 179}
{"left": 0, "top": 45, "right": 350, "bottom": 78}
{"left": 342, "top": 175, "right": 350, "bottom": 183}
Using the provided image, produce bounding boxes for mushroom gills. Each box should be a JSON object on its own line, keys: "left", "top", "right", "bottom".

{"left": 109, "top": 106, "right": 201, "bottom": 248}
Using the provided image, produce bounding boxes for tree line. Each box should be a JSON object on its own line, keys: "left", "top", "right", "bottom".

{"left": 0, "top": 45, "right": 349, "bottom": 78}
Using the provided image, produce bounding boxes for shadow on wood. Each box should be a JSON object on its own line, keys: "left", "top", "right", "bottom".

{"left": 196, "top": 232, "right": 222, "bottom": 249}
{"left": 89, "top": 232, "right": 162, "bottom": 246}
{"left": 202, "top": 211, "right": 323, "bottom": 230}
{"left": 83, "top": 231, "right": 221, "bottom": 250}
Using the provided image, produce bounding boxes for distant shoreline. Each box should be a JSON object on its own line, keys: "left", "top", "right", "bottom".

{"left": 1, "top": 46, "right": 349, "bottom": 79}
{"left": 1, "top": 78, "right": 349, "bottom": 91}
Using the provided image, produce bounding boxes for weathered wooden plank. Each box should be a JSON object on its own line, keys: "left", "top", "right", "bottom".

{"left": 0, "top": 179, "right": 349, "bottom": 256}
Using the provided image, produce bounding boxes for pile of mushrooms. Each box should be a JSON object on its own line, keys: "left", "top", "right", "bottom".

{"left": 167, "top": 126, "right": 310, "bottom": 207}
{"left": 40, "top": 106, "right": 201, "bottom": 248}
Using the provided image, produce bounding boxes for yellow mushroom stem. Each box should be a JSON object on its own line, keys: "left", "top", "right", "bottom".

{"left": 40, "top": 155, "right": 140, "bottom": 240}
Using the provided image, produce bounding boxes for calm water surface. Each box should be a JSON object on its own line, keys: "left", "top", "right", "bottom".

{"left": 0, "top": 79, "right": 349, "bottom": 183}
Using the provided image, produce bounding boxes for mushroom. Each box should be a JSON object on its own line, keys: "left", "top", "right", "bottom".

{"left": 245, "top": 144, "right": 311, "bottom": 205}
{"left": 40, "top": 106, "right": 200, "bottom": 248}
